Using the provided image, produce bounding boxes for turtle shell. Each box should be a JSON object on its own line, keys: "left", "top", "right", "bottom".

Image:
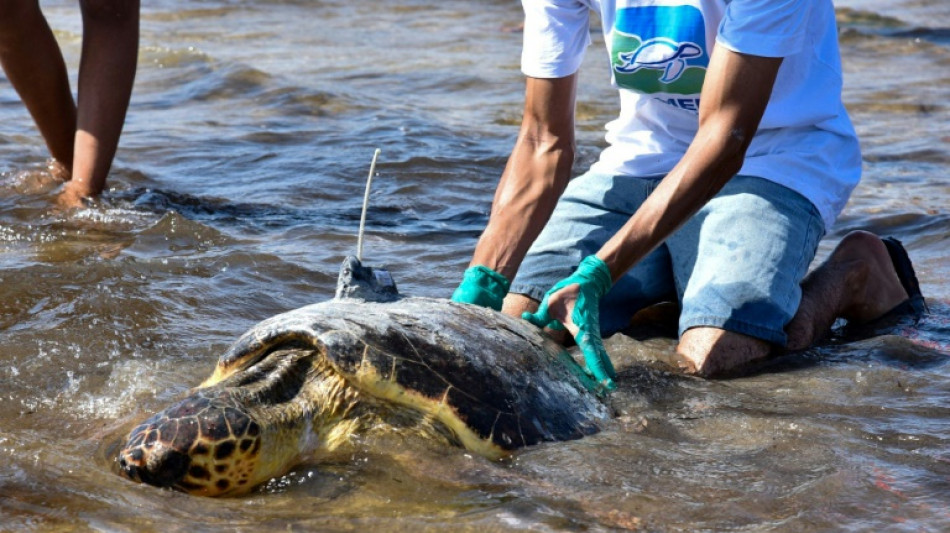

{"left": 212, "top": 297, "right": 609, "bottom": 455}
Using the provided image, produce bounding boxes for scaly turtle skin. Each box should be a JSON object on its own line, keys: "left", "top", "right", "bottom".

{"left": 117, "top": 296, "right": 609, "bottom": 496}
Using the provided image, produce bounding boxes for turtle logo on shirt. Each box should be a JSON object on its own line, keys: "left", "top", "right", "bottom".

{"left": 610, "top": 5, "right": 708, "bottom": 96}
{"left": 615, "top": 37, "right": 703, "bottom": 83}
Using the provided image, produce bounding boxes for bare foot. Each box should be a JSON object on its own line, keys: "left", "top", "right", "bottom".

{"left": 56, "top": 181, "right": 91, "bottom": 209}
{"left": 787, "top": 230, "right": 913, "bottom": 351}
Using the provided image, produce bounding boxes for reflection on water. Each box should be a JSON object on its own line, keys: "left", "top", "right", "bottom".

{"left": 1, "top": 0, "right": 948, "bottom": 530}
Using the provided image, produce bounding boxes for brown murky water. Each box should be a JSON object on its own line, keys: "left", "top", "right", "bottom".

{"left": 1, "top": 1, "right": 948, "bottom": 531}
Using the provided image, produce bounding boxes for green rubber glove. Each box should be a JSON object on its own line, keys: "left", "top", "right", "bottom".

{"left": 522, "top": 255, "right": 617, "bottom": 391}
{"left": 451, "top": 265, "right": 510, "bottom": 311}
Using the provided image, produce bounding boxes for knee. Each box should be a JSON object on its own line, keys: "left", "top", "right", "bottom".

{"left": 502, "top": 293, "right": 570, "bottom": 344}
{"left": 79, "top": 0, "right": 139, "bottom": 25}
{"left": 677, "top": 327, "right": 771, "bottom": 378}
{"left": 502, "top": 293, "right": 538, "bottom": 319}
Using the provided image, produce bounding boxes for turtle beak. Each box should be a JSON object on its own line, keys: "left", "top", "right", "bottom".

{"left": 118, "top": 435, "right": 191, "bottom": 489}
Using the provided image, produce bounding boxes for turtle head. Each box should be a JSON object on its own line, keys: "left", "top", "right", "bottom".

{"left": 117, "top": 348, "right": 360, "bottom": 496}
{"left": 335, "top": 255, "right": 399, "bottom": 302}
{"left": 117, "top": 389, "right": 265, "bottom": 496}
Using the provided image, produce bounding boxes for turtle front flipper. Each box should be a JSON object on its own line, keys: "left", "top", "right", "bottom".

{"left": 203, "top": 322, "right": 322, "bottom": 387}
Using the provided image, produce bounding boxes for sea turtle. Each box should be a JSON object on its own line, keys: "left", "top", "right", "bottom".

{"left": 116, "top": 256, "right": 609, "bottom": 496}
{"left": 615, "top": 37, "right": 703, "bottom": 83}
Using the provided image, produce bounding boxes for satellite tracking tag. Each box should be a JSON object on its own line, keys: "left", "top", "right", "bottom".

{"left": 333, "top": 150, "right": 400, "bottom": 303}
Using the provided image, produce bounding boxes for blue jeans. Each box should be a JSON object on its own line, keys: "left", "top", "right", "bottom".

{"left": 509, "top": 173, "right": 825, "bottom": 346}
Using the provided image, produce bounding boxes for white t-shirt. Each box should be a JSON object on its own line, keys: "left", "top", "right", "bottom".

{"left": 521, "top": 0, "right": 861, "bottom": 229}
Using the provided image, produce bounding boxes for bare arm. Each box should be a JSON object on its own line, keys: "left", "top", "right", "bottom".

{"left": 596, "top": 46, "right": 783, "bottom": 280}
{"left": 469, "top": 74, "right": 578, "bottom": 281}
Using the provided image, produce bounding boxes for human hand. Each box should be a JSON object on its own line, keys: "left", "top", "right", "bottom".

{"left": 522, "top": 255, "right": 617, "bottom": 391}
{"left": 451, "top": 265, "right": 510, "bottom": 311}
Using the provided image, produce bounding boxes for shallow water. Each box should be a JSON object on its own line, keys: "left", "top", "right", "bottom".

{"left": 1, "top": 1, "right": 948, "bottom": 531}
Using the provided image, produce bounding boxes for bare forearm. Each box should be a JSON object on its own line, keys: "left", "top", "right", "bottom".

{"left": 469, "top": 75, "right": 578, "bottom": 280}
{"left": 471, "top": 132, "right": 574, "bottom": 280}
{"left": 597, "top": 123, "right": 747, "bottom": 280}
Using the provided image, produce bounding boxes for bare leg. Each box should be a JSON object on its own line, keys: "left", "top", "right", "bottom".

{"left": 680, "top": 231, "right": 910, "bottom": 375}
{"left": 58, "top": 0, "right": 139, "bottom": 206}
{"left": 509, "top": 231, "right": 912, "bottom": 378}
{"left": 0, "top": 0, "right": 77, "bottom": 169}
{"left": 676, "top": 328, "right": 769, "bottom": 376}
{"left": 784, "top": 230, "right": 908, "bottom": 350}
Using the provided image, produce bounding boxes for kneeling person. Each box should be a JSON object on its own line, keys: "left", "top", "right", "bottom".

{"left": 452, "top": 0, "right": 924, "bottom": 388}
